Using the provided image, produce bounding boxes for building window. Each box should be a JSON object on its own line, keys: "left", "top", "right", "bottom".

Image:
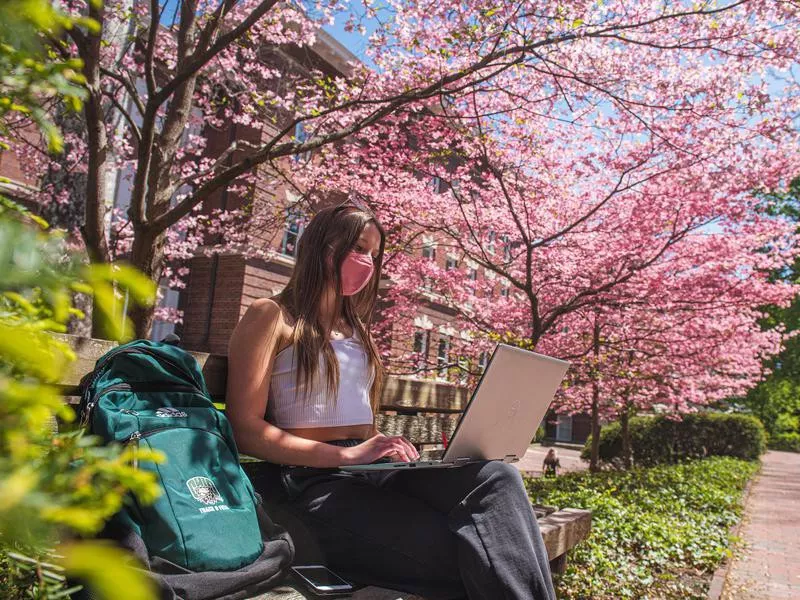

{"left": 445, "top": 256, "right": 458, "bottom": 271}
{"left": 467, "top": 268, "right": 478, "bottom": 294}
{"left": 280, "top": 207, "right": 305, "bottom": 257}
{"left": 413, "top": 329, "right": 430, "bottom": 372}
{"left": 478, "top": 351, "right": 489, "bottom": 373}
{"left": 556, "top": 414, "right": 573, "bottom": 442}
{"left": 486, "top": 230, "right": 496, "bottom": 254}
{"left": 501, "top": 234, "right": 511, "bottom": 262}
{"left": 457, "top": 355, "right": 469, "bottom": 385}
{"left": 500, "top": 285, "right": 510, "bottom": 298}
{"left": 293, "top": 122, "right": 311, "bottom": 163}
{"left": 437, "top": 336, "right": 451, "bottom": 379}
{"left": 422, "top": 243, "right": 436, "bottom": 261}
{"left": 431, "top": 176, "right": 445, "bottom": 194}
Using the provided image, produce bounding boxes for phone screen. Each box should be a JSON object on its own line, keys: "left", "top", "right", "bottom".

{"left": 292, "top": 566, "right": 352, "bottom": 590}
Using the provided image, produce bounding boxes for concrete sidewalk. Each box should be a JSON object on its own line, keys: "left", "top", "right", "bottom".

{"left": 721, "top": 451, "right": 800, "bottom": 599}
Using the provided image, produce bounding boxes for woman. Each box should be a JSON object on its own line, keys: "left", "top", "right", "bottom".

{"left": 226, "top": 202, "right": 556, "bottom": 600}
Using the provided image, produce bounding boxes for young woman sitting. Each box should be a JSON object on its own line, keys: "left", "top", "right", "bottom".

{"left": 226, "top": 201, "right": 556, "bottom": 600}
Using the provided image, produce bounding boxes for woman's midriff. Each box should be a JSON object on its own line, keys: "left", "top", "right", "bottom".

{"left": 283, "top": 424, "right": 373, "bottom": 442}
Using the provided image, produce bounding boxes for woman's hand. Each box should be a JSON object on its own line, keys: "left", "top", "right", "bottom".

{"left": 339, "top": 433, "right": 420, "bottom": 466}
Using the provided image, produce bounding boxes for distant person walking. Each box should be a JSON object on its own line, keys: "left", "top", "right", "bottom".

{"left": 542, "top": 448, "right": 560, "bottom": 478}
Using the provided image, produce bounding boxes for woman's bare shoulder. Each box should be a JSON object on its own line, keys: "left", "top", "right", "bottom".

{"left": 232, "top": 298, "right": 293, "bottom": 346}
{"left": 247, "top": 297, "right": 285, "bottom": 318}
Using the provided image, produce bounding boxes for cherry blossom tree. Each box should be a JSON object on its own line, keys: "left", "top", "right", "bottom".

{"left": 288, "top": 0, "right": 800, "bottom": 466}
{"left": 299, "top": 111, "right": 798, "bottom": 465}
{"left": 6, "top": 0, "right": 800, "bottom": 337}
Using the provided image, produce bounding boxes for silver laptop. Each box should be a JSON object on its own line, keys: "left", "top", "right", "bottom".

{"left": 340, "top": 344, "right": 570, "bottom": 472}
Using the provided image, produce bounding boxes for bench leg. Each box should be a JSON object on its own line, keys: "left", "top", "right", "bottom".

{"left": 549, "top": 553, "right": 568, "bottom": 576}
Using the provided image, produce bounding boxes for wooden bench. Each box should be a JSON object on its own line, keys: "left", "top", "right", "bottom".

{"left": 56, "top": 335, "right": 591, "bottom": 599}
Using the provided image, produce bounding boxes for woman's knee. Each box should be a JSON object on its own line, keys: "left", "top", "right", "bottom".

{"left": 475, "top": 460, "right": 525, "bottom": 489}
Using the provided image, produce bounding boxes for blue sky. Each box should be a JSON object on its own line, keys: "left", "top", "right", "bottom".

{"left": 323, "top": 10, "right": 378, "bottom": 66}
{"left": 324, "top": 19, "right": 370, "bottom": 60}
{"left": 159, "top": 0, "right": 377, "bottom": 65}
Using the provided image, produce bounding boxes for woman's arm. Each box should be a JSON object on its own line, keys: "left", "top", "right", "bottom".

{"left": 226, "top": 299, "right": 347, "bottom": 468}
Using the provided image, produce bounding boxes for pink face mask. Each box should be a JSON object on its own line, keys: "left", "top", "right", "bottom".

{"left": 340, "top": 251, "right": 375, "bottom": 296}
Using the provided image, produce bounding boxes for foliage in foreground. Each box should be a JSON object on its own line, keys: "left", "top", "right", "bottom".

{"left": 0, "top": 204, "right": 160, "bottom": 599}
{"left": 0, "top": 0, "right": 164, "bottom": 595}
{"left": 0, "top": 0, "right": 88, "bottom": 152}
{"left": 526, "top": 457, "right": 758, "bottom": 600}
{"left": 581, "top": 413, "right": 766, "bottom": 467}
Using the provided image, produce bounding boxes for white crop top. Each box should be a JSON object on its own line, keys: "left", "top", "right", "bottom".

{"left": 266, "top": 334, "right": 375, "bottom": 428}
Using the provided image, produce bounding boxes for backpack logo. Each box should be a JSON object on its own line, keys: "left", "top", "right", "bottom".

{"left": 187, "top": 477, "right": 223, "bottom": 505}
{"left": 156, "top": 407, "right": 188, "bottom": 418}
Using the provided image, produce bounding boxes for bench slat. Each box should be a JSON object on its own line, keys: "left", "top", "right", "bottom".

{"left": 58, "top": 399, "right": 460, "bottom": 447}
{"left": 538, "top": 508, "right": 592, "bottom": 559}
{"left": 57, "top": 335, "right": 466, "bottom": 413}
{"left": 375, "top": 414, "right": 459, "bottom": 445}
{"left": 380, "top": 376, "right": 469, "bottom": 412}
{"left": 249, "top": 582, "right": 426, "bottom": 599}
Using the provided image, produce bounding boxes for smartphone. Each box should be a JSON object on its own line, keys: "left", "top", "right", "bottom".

{"left": 291, "top": 565, "right": 354, "bottom": 595}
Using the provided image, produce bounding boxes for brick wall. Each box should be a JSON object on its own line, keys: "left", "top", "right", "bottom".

{"left": 178, "top": 254, "right": 247, "bottom": 354}
{"left": 178, "top": 253, "right": 295, "bottom": 353}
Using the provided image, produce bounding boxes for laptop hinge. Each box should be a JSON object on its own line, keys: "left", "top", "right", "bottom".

{"left": 454, "top": 457, "right": 473, "bottom": 466}
{"left": 503, "top": 455, "right": 519, "bottom": 463}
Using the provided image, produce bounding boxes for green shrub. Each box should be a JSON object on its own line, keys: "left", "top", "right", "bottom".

{"left": 0, "top": 206, "right": 158, "bottom": 598}
{"left": 526, "top": 457, "right": 758, "bottom": 599}
{"left": 773, "top": 412, "right": 799, "bottom": 434}
{"left": 769, "top": 431, "right": 800, "bottom": 452}
{"left": 581, "top": 413, "right": 766, "bottom": 466}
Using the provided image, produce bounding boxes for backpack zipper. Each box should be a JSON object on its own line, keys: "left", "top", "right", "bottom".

{"left": 129, "top": 430, "right": 142, "bottom": 468}
{"left": 81, "top": 346, "right": 205, "bottom": 424}
{"left": 125, "top": 426, "right": 233, "bottom": 468}
{"left": 82, "top": 381, "right": 204, "bottom": 428}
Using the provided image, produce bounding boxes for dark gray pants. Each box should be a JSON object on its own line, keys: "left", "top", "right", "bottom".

{"left": 254, "top": 458, "right": 556, "bottom": 600}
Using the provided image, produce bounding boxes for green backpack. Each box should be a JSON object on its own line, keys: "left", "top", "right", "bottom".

{"left": 80, "top": 339, "right": 265, "bottom": 572}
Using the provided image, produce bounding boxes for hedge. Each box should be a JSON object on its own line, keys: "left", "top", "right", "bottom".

{"left": 581, "top": 413, "right": 766, "bottom": 467}
{"left": 769, "top": 431, "right": 800, "bottom": 452}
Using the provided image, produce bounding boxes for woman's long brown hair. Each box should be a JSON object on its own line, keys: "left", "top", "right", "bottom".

{"left": 275, "top": 203, "right": 386, "bottom": 414}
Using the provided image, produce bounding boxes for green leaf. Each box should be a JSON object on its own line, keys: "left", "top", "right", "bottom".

{"left": 0, "top": 323, "right": 74, "bottom": 381}
{"left": 85, "top": 263, "right": 157, "bottom": 307}
{"left": 59, "top": 542, "right": 157, "bottom": 600}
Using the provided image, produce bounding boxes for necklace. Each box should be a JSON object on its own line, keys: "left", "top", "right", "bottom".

{"left": 331, "top": 319, "right": 351, "bottom": 339}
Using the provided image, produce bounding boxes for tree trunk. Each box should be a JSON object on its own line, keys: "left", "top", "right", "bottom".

{"left": 621, "top": 403, "right": 632, "bottom": 469}
{"left": 589, "top": 319, "right": 601, "bottom": 472}
{"left": 72, "top": 1, "right": 116, "bottom": 339}
{"left": 621, "top": 350, "right": 635, "bottom": 469}
{"left": 129, "top": 227, "right": 166, "bottom": 339}
{"left": 590, "top": 384, "right": 600, "bottom": 472}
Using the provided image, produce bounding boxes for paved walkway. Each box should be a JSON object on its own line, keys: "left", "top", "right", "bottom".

{"left": 722, "top": 451, "right": 800, "bottom": 600}
{"left": 515, "top": 443, "right": 587, "bottom": 477}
